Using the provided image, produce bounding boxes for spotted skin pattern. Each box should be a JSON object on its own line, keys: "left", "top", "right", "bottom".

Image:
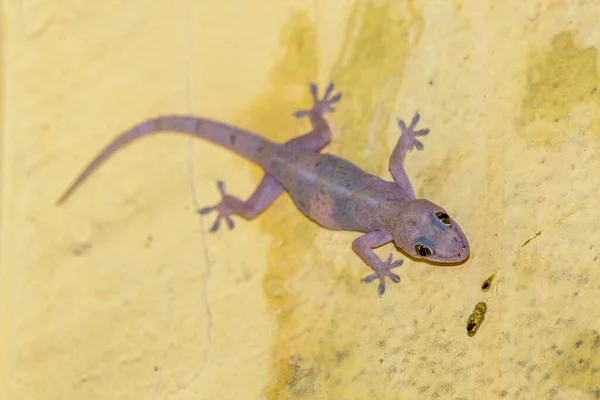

{"left": 57, "top": 82, "right": 469, "bottom": 296}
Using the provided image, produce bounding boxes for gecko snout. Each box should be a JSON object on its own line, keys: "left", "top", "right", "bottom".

{"left": 435, "top": 232, "right": 470, "bottom": 262}
{"left": 455, "top": 237, "right": 470, "bottom": 260}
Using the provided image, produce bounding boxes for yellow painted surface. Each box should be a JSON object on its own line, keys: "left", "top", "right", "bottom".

{"left": 3, "top": 0, "right": 600, "bottom": 398}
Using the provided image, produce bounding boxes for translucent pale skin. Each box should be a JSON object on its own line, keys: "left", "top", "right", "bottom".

{"left": 57, "top": 83, "right": 469, "bottom": 296}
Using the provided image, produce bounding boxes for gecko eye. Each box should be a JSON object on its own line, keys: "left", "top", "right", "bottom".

{"left": 435, "top": 212, "right": 451, "bottom": 226}
{"left": 415, "top": 244, "right": 433, "bottom": 257}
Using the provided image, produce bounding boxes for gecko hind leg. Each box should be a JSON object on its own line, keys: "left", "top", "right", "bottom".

{"left": 286, "top": 82, "right": 342, "bottom": 152}
{"left": 198, "top": 175, "right": 283, "bottom": 232}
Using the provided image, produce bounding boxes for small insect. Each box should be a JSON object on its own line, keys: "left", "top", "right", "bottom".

{"left": 481, "top": 274, "right": 496, "bottom": 292}
{"left": 466, "top": 302, "right": 487, "bottom": 337}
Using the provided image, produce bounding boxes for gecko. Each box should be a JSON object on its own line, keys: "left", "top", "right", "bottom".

{"left": 57, "top": 82, "right": 469, "bottom": 296}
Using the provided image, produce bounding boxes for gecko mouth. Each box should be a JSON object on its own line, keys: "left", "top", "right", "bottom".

{"left": 452, "top": 236, "right": 470, "bottom": 260}
{"left": 437, "top": 242, "right": 469, "bottom": 262}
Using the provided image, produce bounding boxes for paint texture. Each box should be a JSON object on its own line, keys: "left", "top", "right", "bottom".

{"left": 3, "top": 0, "right": 600, "bottom": 399}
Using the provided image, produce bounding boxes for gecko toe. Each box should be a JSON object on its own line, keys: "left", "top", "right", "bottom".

{"left": 293, "top": 110, "right": 310, "bottom": 118}
{"left": 209, "top": 217, "right": 221, "bottom": 233}
{"left": 216, "top": 180, "right": 227, "bottom": 194}
{"left": 410, "top": 112, "right": 421, "bottom": 127}
{"left": 329, "top": 92, "right": 342, "bottom": 104}
{"left": 309, "top": 82, "right": 319, "bottom": 100}
{"left": 385, "top": 254, "right": 404, "bottom": 268}
{"left": 324, "top": 81, "right": 335, "bottom": 99}
{"left": 397, "top": 118, "right": 407, "bottom": 131}
{"left": 197, "top": 206, "right": 214, "bottom": 215}
{"left": 201, "top": 207, "right": 234, "bottom": 233}
{"left": 361, "top": 273, "right": 378, "bottom": 284}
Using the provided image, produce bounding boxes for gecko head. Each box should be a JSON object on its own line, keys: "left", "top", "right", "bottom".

{"left": 390, "top": 199, "right": 469, "bottom": 264}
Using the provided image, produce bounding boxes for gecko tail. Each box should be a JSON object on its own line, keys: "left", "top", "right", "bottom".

{"left": 56, "top": 116, "right": 274, "bottom": 205}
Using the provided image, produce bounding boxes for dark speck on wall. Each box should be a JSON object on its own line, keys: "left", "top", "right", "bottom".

{"left": 71, "top": 242, "right": 92, "bottom": 256}
{"left": 481, "top": 274, "right": 496, "bottom": 292}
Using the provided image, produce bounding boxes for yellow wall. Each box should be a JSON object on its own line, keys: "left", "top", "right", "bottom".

{"left": 3, "top": 0, "right": 600, "bottom": 398}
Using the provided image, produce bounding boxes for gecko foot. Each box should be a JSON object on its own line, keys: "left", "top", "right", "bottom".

{"left": 197, "top": 180, "right": 236, "bottom": 232}
{"left": 397, "top": 112, "right": 430, "bottom": 151}
{"left": 361, "top": 254, "right": 403, "bottom": 296}
{"left": 293, "top": 82, "right": 342, "bottom": 118}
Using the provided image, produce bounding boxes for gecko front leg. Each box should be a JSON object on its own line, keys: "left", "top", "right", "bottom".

{"left": 352, "top": 231, "right": 403, "bottom": 296}
{"left": 388, "top": 112, "right": 430, "bottom": 198}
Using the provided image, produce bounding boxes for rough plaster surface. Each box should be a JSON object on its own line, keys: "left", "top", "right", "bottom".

{"left": 2, "top": 0, "right": 600, "bottom": 399}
